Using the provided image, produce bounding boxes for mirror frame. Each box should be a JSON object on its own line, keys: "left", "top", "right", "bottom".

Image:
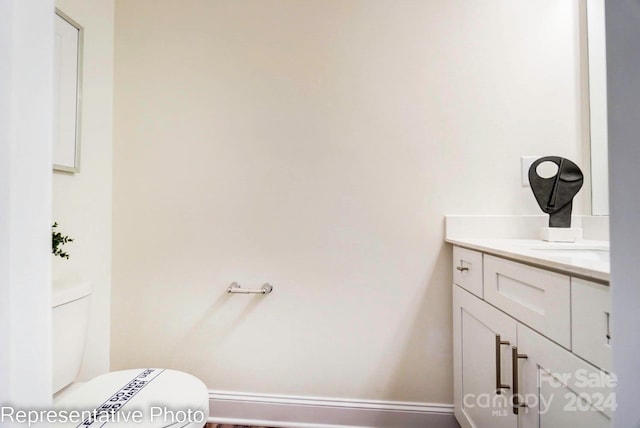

{"left": 586, "top": 0, "right": 609, "bottom": 215}
{"left": 53, "top": 8, "right": 83, "bottom": 173}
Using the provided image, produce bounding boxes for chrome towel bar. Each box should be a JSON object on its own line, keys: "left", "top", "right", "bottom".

{"left": 226, "top": 282, "right": 273, "bottom": 295}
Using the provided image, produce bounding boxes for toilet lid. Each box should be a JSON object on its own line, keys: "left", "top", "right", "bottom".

{"left": 54, "top": 368, "right": 209, "bottom": 427}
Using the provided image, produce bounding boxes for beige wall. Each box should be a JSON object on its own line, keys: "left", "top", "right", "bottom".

{"left": 112, "top": 0, "right": 585, "bottom": 403}
{"left": 53, "top": 0, "right": 114, "bottom": 381}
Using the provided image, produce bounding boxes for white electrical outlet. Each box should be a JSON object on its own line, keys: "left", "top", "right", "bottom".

{"left": 521, "top": 156, "right": 540, "bottom": 187}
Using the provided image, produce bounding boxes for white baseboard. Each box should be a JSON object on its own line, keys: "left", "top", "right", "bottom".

{"left": 208, "top": 390, "right": 459, "bottom": 428}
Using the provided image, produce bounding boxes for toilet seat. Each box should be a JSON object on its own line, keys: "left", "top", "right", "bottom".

{"left": 54, "top": 368, "right": 209, "bottom": 427}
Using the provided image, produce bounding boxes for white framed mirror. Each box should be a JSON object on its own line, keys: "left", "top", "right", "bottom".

{"left": 586, "top": 0, "right": 609, "bottom": 215}
{"left": 53, "top": 8, "right": 83, "bottom": 173}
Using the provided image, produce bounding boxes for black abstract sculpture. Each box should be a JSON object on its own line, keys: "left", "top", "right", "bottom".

{"left": 528, "top": 156, "right": 584, "bottom": 228}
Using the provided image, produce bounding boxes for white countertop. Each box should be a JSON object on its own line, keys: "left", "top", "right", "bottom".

{"left": 445, "top": 238, "right": 610, "bottom": 283}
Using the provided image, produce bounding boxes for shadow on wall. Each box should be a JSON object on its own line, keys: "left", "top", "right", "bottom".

{"left": 369, "top": 241, "right": 454, "bottom": 404}
{"left": 174, "top": 290, "right": 267, "bottom": 365}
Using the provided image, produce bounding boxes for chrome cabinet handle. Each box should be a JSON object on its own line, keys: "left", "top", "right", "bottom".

{"left": 495, "top": 335, "right": 511, "bottom": 394}
{"left": 512, "top": 346, "right": 528, "bottom": 414}
{"left": 456, "top": 265, "right": 469, "bottom": 272}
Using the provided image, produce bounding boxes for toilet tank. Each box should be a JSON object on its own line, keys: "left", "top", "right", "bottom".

{"left": 52, "top": 281, "right": 92, "bottom": 394}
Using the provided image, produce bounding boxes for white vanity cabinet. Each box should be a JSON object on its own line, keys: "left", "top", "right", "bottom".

{"left": 452, "top": 247, "right": 613, "bottom": 428}
{"left": 517, "top": 324, "right": 613, "bottom": 428}
{"left": 454, "top": 285, "right": 517, "bottom": 427}
{"left": 453, "top": 246, "right": 484, "bottom": 298}
{"left": 483, "top": 255, "right": 571, "bottom": 348}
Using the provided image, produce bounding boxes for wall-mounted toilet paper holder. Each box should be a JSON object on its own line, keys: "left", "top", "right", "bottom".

{"left": 226, "top": 282, "right": 273, "bottom": 295}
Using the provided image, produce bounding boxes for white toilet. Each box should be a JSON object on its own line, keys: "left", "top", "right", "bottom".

{"left": 52, "top": 281, "right": 209, "bottom": 427}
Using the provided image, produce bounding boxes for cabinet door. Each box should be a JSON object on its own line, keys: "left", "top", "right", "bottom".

{"left": 517, "top": 324, "right": 613, "bottom": 428}
{"left": 453, "top": 286, "right": 517, "bottom": 428}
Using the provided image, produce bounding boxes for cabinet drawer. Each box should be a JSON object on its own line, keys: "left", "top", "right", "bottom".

{"left": 453, "top": 246, "right": 483, "bottom": 297}
{"left": 572, "top": 279, "right": 611, "bottom": 372}
{"left": 484, "top": 255, "right": 571, "bottom": 348}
